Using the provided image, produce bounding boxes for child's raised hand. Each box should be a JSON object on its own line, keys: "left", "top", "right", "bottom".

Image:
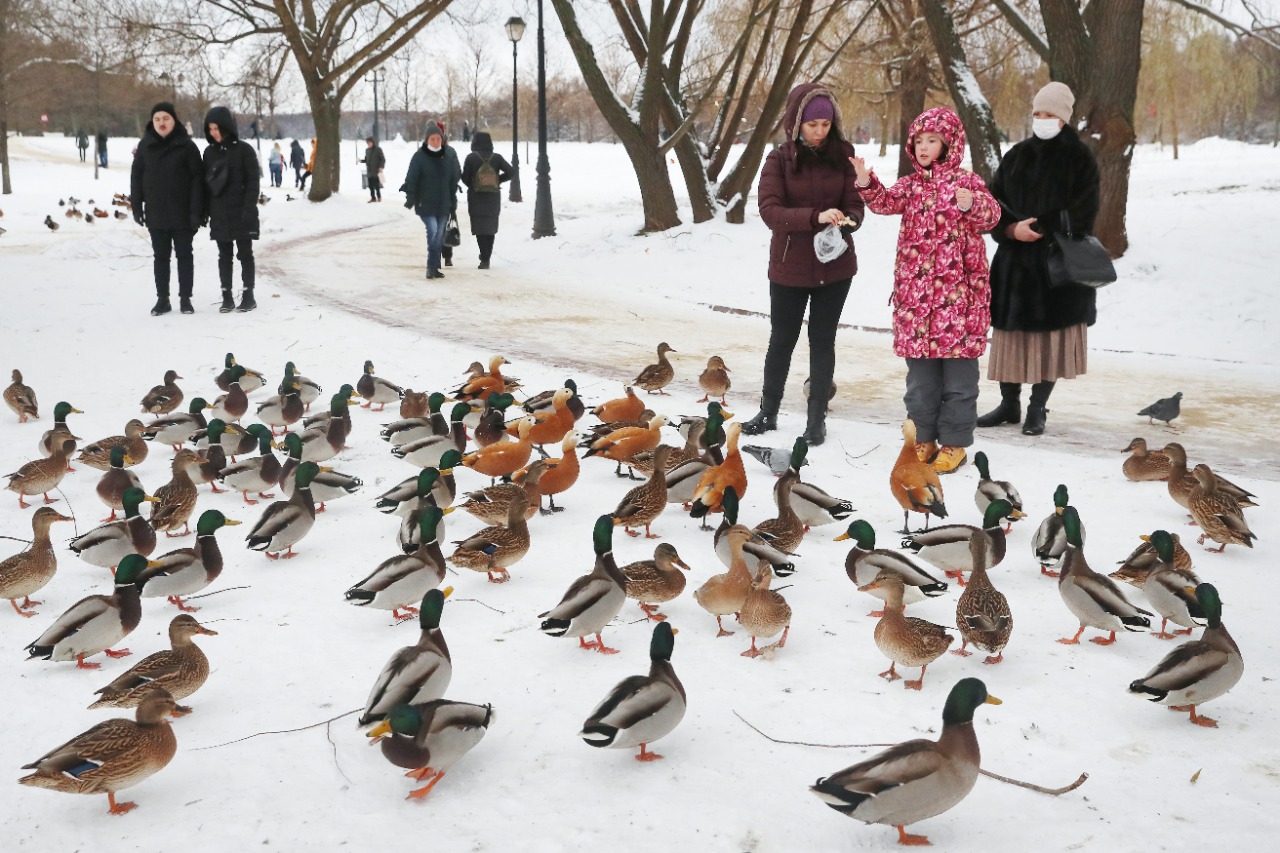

{"left": 848, "top": 156, "right": 870, "bottom": 186}
{"left": 955, "top": 187, "right": 973, "bottom": 211}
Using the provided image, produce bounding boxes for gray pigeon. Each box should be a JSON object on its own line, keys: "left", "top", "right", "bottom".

{"left": 743, "top": 444, "right": 809, "bottom": 475}
{"left": 1138, "top": 392, "right": 1182, "bottom": 426}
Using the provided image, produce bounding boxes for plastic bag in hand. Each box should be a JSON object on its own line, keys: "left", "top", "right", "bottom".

{"left": 813, "top": 222, "right": 848, "bottom": 263}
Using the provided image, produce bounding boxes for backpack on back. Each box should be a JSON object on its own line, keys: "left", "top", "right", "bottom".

{"left": 473, "top": 155, "right": 500, "bottom": 192}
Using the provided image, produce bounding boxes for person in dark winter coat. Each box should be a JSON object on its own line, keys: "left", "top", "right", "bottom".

{"left": 362, "top": 137, "right": 386, "bottom": 202}
{"left": 402, "top": 123, "right": 461, "bottom": 279}
{"left": 976, "top": 81, "right": 1100, "bottom": 437}
{"left": 96, "top": 131, "right": 109, "bottom": 168}
{"left": 130, "top": 102, "right": 205, "bottom": 317}
{"left": 289, "top": 139, "right": 306, "bottom": 188}
{"left": 435, "top": 121, "right": 463, "bottom": 267}
{"left": 203, "top": 106, "right": 261, "bottom": 313}
{"left": 460, "top": 132, "right": 514, "bottom": 269}
{"left": 744, "top": 82, "right": 865, "bottom": 446}
{"left": 76, "top": 130, "right": 89, "bottom": 162}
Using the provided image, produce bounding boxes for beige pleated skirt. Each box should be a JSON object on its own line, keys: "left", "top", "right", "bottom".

{"left": 987, "top": 324, "right": 1088, "bottom": 384}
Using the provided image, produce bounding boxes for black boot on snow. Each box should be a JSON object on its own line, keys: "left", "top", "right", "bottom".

{"left": 151, "top": 297, "right": 172, "bottom": 316}
{"left": 236, "top": 289, "right": 257, "bottom": 312}
{"left": 180, "top": 297, "right": 194, "bottom": 315}
{"left": 741, "top": 396, "right": 780, "bottom": 436}
{"left": 802, "top": 396, "right": 827, "bottom": 447}
{"left": 220, "top": 290, "right": 235, "bottom": 313}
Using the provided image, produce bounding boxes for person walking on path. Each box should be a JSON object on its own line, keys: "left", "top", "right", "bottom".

{"left": 130, "top": 102, "right": 205, "bottom": 317}
{"left": 460, "top": 131, "right": 514, "bottom": 269}
{"left": 362, "top": 137, "right": 386, "bottom": 202}
{"left": 743, "top": 82, "right": 865, "bottom": 447}
{"left": 76, "top": 130, "right": 89, "bottom": 162}
{"left": 402, "top": 121, "right": 461, "bottom": 280}
{"left": 976, "top": 82, "right": 1100, "bottom": 437}
{"left": 299, "top": 138, "right": 317, "bottom": 192}
{"left": 268, "top": 143, "right": 284, "bottom": 188}
{"left": 202, "top": 106, "right": 261, "bottom": 313}
{"left": 851, "top": 107, "right": 1000, "bottom": 474}
{"left": 290, "top": 139, "right": 306, "bottom": 188}
{"left": 435, "top": 121, "right": 463, "bottom": 268}
{"left": 96, "top": 131, "right": 109, "bottom": 168}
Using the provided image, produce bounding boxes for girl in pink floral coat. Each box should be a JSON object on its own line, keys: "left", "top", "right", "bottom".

{"left": 851, "top": 107, "right": 999, "bottom": 473}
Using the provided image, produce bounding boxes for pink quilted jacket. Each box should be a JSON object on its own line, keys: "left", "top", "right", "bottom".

{"left": 859, "top": 108, "right": 999, "bottom": 359}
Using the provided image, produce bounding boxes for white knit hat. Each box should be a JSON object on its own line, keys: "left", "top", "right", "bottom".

{"left": 1032, "top": 82, "right": 1074, "bottom": 124}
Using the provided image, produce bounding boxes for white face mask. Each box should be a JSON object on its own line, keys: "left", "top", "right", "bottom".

{"left": 1032, "top": 118, "right": 1063, "bottom": 140}
{"left": 427, "top": 142, "right": 441, "bottom": 152}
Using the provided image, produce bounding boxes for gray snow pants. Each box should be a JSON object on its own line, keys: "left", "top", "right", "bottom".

{"left": 904, "top": 357, "right": 979, "bottom": 447}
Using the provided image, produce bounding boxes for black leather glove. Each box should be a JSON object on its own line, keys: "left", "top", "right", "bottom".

{"left": 133, "top": 208, "right": 145, "bottom": 227}
{"left": 404, "top": 198, "right": 415, "bottom": 210}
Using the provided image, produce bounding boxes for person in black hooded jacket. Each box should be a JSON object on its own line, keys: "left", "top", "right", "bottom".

{"left": 289, "top": 139, "right": 306, "bottom": 188}
{"left": 460, "top": 132, "right": 514, "bottom": 269}
{"left": 203, "top": 106, "right": 261, "bottom": 312}
{"left": 130, "top": 102, "right": 205, "bottom": 316}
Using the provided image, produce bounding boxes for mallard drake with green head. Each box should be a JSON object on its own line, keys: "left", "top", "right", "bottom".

{"left": 215, "top": 352, "right": 265, "bottom": 393}
{"left": 96, "top": 446, "right": 144, "bottom": 522}
{"left": 1057, "top": 507, "right": 1152, "bottom": 646}
{"left": 1111, "top": 531, "right": 1194, "bottom": 582}
{"left": 138, "top": 510, "right": 240, "bottom": 611}
{"left": 472, "top": 392, "right": 514, "bottom": 448}
{"left": 860, "top": 571, "right": 954, "bottom": 689}
{"left": 1129, "top": 583, "right": 1244, "bottom": 727}
{"left": 245, "top": 461, "right": 323, "bottom": 559}
{"left": 4, "top": 369, "right": 39, "bottom": 422}
{"left": 77, "top": 419, "right": 148, "bottom": 471}
{"left": 209, "top": 365, "right": 249, "bottom": 423}
{"left": 281, "top": 361, "right": 322, "bottom": 411}
{"left": 739, "top": 564, "right": 792, "bottom": 659}
{"left": 1032, "top": 484, "right": 1082, "bottom": 577}
{"left": 392, "top": 402, "right": 469, "bottom": 469}
{"left": 256, "top": 379, "right": 304, "bottom": 435}
{"left": 221, "top": 423, "right": 282, "bottom": 504}
{"left": 376, "top": 460, "right": 458, "bottom": 517}
{"left": 302, "top": 384, "right": 358, "bottom": 430}
{"left": 901, "top": 499, "right": 1012, "bottom": 585}
{"left": 0, "top": 507, "right": 72, "bottom": 617}
{"left": 1121, "top": 437, "right": 1171, "bottom": 481}
{"left": 836, "top": 520, "right": 947, "bottom": 616}
{"left": 6, "top": 439, "right": 75, "bottom": 507}
{"left": 295, "top": 392, "right": 354, "bottom": 463}
{"left": 580, "top": 622, "right": 685, "bottom": 761}
{"left": 664, "top": 408, "right": 728, "bottom": 505}
{"left": 347, "top": 510, "right": 449, "bottom": 621}
{"left": 70, "top": 487, "right": 159, "bottom": 571}
{"left": 40, "top": 401, "right": 84, "bottom": 467}
{"left": 953, "top": 533, "right": 1012, "bottom": 664}
{"left": 811, "top": 678, "right": 1000, "bottom": 846}
{"left": 359, "top": 588, "right": 454, "bottom": 726}
{"left": 356, "top": 359, "right": 405, "bottom": 411}
{"left": 139, "top": 370, "right": 183, "bottom": 416}
{"left": 972, "top": 451, "right": 1024, "bottom": 531}
{"left": 525, "top": 377, "right": 586, "bottom": 421}
{"left": 539, "top": 515, "right": 627, "bottom": 652}
{"left": 143, "top": 397, "right": 209, "bottom": 451}
{"left": 366, "top": 700, "right": 494, "bottom": 800}
{"left": 380, "top": 392, "right": 448, "bottom": 446}
{"left": 277, "top": 432, "right": 362, "bottom": 512}
{"left": 1189, "top": 464, "right": 1256, "bottom": 552}
{"left": 89, "top": 615, "right": 218, "bottom": 708}
{"left": 25, "top": 554, "right": 151, "bottom": 668}
{"left": 711, "top": 486, "right": 795, "bottom": 578}
{"left": 20, "top": 688, "right": 190, "bottom": 814}
{"left": 1109, "top": 529, "right": 1203, "bottom": 639}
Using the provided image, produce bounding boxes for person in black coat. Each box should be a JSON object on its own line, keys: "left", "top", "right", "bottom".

{"left": 130, "top": 102, "right": 205, "bottom": 317}
{"left": 289, "top": 139, "right": 306, "bottom": 188}
{"left": 362, "top": 137, "right": 386, "bottom": 202}
{"left": 402, "top": 122, "right": 461, "bottom": 280}
{"left": 203, "top": 106, "right": 261, "bottom": 313}
{"left": 96, "top": 131, "right": 109, "bottom": 168}
{"left": 460, "top": 132, "right": 514, "bottom": 269}
{"left": 977, "top": 82, "right": 1100, "bottom": 437}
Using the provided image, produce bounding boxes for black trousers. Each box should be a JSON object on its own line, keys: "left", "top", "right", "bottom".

{"left": 149, "top": 228, "right": 196, "bottom": 297}
{"left": 294, "top": 166, "right": 305, "bottom": 188}
{"left": 368, "top": 175, "right": 382, "bottom": 201}
{"left": 217, "top": 238, "right": 256, "bottom": 292}
{"left": 477, "top": 235, "right": 495, "bottom": 262}
{"left": 761, "top": 278, "right": 852, "bottom": 406}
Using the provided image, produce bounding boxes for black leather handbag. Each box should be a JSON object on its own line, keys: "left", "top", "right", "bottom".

{"left": 444, "top": 213, "right": 462, "bottom": 248}
{"left": 1046, "top": 211, "right": 1116, "bottom": 288}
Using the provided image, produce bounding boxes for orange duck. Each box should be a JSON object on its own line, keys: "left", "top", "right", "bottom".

{"left": 890, "top": 419, "right": 948, "bottom": 534}
{"left": 585, "top": 414, "right": 670, "bottom": 479}
{"left": 505, "top": 387, "right": 575, "bottom": 451}
{"left": 689, "top": 421, "right": 747, "bottom": 529}
{"left": 515, "top": 432, "right": 580, "bottom": 514}
{"left": 453, "top": 355, "right": 510, "bottom": 402}
{"left": 591, "top": 386, "right": 646, "bottom": 424}
{"left": 462, "top": 417, "right": 536, "bottom": 481}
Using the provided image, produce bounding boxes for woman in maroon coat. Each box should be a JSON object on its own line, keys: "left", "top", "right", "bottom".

{"left": 743, "top": 82, "right": 865, "bottom": 446}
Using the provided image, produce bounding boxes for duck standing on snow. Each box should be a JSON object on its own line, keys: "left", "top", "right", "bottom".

{"left": 1032, "top": 484, "right": 1080, "bottom": 577}
{"left": 592, "top": 385, "right": 646, "bottom": 423}
{"left": 96, "top": 446, "right": 145, "bottom": 522}
{"left": 359, "top": 588, "right": 454, "bottom": 727}
{"left": 220, "top": 423, "right": 282, "bottom": 504}
{"left": 139, "top": 370, "right": 184, "bottom": 415}
{"left": 1111, "top": 530, "right": 1194, "bottom": 579}
{"left": 281, "top": 361, "right": 322, "bottom": 411}
{"left": 366, "top": 700, "right": 494, "bottom": 801}
{"left": 70, "top": 487, "right": 160, "bottom": 572}
{"left": 39, "top": 401, "right": 84, "bottom": 465}
{"left": 539, "top": 515, "right": 628, "bottom": 653}
{"left": 810, "top": 678, "right": 1001, "bottom": 846}
{"left": 1109, "top": 529, "right": 1203, "bottom": 639}
{"left": 4, "top": 369, "right": 39, "bottom": 422}
{"left": 256, "top": 379, "right": 304, "bottom": 435}
{"left": 1189, "top": 464, "right": 1256, "bottom": 552}
{"left": 149, "top": 449, "right": 201, "bottom": 536}
{"left": 836, "top": 519, "right": 947, "bottom": 616}
{"left": 697, "top": 355, "right": 731, "bottom": 404}
{"left": 448, "top": 491, "right": 531, "bottom": 583}
{"left": 972, "top": 451, "right": 1024, "bottom": 531}
{"left": 0, "top": 507, "right": 72, "bottom": 617}
{"left": 209, "top": 365, "right": 250, "bottom": 423}
{"left": 901, "top": 498, "right": 1012, "bottom": 586}
{"left": 245, "top": 461, "right": 323, "bottom": 559}
{"left": 76, "top": 419, "right": 148, "bottom": 470}
{"left": 587, "top": 413, "right": 671, "bottom": 480}
{"left": 1163, "top": 443, "right": 1257, "bottom": 517}
{"left": 890, "top": 419, "right": 947, "bottom": 534}
{"left": 138, "top": 509, "right": 240, "bottom": 611}
{"left": 6, "top": 439, "right": 76, "bottom": 508}
{"left": 88, "top": 614, "right": 217, "bottom": 708}
{"left": 356, "top": 359, "right": 405, "bottom": 411}
{"left": 620, "top": 542, "right": 691, "bottom": 622}
{"left": 689, "top": 420, "right": 748, "bottom": 527}
{"left": 580, "top": 622, "right": 685, "bottom": 761}
{"left": 738, "top": 564, "right": 793, "bottom": 659}
{"left": 1056, "top": 507, "right": 1151, "bottom": 646}
{"left": 143, "top": 396, "right": 210, "bottom": 452}
{"left": 347, "top": 509, "right": 449, "bottom": 621}
{"left": 693, "top": 524, "right": 754, "bottom": 637}
{"left": 953, "top": 532, "right": 1012, "bottom": 664}
{"left": 25, "top": 554, "right": 152, "bottom": 668}
{"left": 860, "top": 571, "right": 954, "bottom": 689}
{"left": 215, "top": 353, "right": 266, "bottom": 393}
{"left": 514, "top": 432, "right": 580, "bottom": 515}
{"left": 613, "top": 445, "right": 671, "bottom": 539}
{"left": 713, "top": 487, "right": 796, "bottom": 578}
{"left": 633, "top": 342, "right": 676, "bottom": 395}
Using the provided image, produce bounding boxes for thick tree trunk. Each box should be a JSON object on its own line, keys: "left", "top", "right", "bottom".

{"left": 920, "top": 0, "right": 1002, "bottom": 183}
{"left": 673, "top": 135, "right": 714, "bottom": 223}
{"left": 896, "top": 52, "right": 930, "bottom": 178}
{"left": 308, "top": 91, "right": 342, "bottom": 201}
{"left": 0, "top": 0, "right": 10, "bottom": 194}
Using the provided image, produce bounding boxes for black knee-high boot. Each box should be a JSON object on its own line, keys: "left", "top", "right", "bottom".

{"left": 742, "top": 395, "right": 780, "bottom": 436}
{"left": 977, "top": 382, "right": 1021, "bottom": 428}
{"left": 1023, "top": 381, "right": 1054, "bottom": 435}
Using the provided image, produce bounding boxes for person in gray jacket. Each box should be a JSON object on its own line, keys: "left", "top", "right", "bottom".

{"left": 363, "top": 137, "right": 386, "bottom": 202}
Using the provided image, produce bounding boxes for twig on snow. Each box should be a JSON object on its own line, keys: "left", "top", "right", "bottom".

{"left": 734, "top": 710, "right": 893, "bottom": 748}
{"left": 978, "top": 767, "right": 1089, "bottom": 796}
{"left": 453, "top": 598, "right": 507, "bottom": 615}
{"left": 193, "top": 708, "right": 361, "bottom": 750}
{"left": 185, "top": 585, "right": 252, "bottom": 600}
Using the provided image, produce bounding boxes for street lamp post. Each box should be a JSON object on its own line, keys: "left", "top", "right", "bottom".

{"left": 366, "top": 69, "right": 386, "bottom": 143}
{"left": 505, "top": 16, "right": 525, "bottom": 203}
{"left": 532, "top": 0, "right": 555, "bottom": 237}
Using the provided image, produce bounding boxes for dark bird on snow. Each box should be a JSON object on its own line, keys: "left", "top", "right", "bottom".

{"left": 1138, "top": 392, "right": 1182, "bottom": 427}
{"left": 43, "top": 216, "right": 59, "bottom": 232}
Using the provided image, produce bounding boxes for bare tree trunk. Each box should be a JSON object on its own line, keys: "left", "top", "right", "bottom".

{"left": 896, "top": 52, "right": 929, "bottom": 178}
{"left": 0, "top": 0, "right": 11, "bottom": 194}
{"left": 920, "top": 0, "right": 1002, "bottom": 182}
{"left": 309, "top": 93, "right": 342, "bottom": 200}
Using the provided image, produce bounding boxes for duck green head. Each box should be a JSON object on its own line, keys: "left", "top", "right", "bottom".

{"left": 206, "top": 418, "right": 230, "bottom": 441}
{"left": 704, "top": 409, "right": 726, "bottom": 446}
{"left": 188, "top": 397, "right": 209, "bottom": 414}
{"left": 54, "top": 401, "right": 80, "bottom": 421}
{"left": 791, "top": 437, "right": 809, "bottom": 472}
{"left": 490, "top": 393, "right": 515, "bottom": 412}
{"left": 721, "top": 485, "right": 740, "bottom": 525}
{"left": 981, "top": 499, "right": 1013, "bottom": 530}
{"left": 329, "top": 393, "right": 351, "bottom": 415}
{"left": 942, "top": 677, "right": 1001, "bottom": 725}
{"left": 229, "top": 365, "right": 247, "bottom": 384}
{"left": 1195, "top": 583, "right": 1223, "bottom": 629}
{"left": 363, "top": 360, "right": 376, "bottom": 375}
{"left": 281, "top": 432, "right": 304, "bottom": 459}
{"left": 428, "top": 392, "right": 447, "bottom": 414}
{"left": 115, "top": 553, "right": 149, "bottom": 587}
{"left": 418, "top": 585, "right": 450, "bottom": 631}
{"left": 437, "top": 450, "right": 462, "bottom": 472}
{"left": 224, "top": 353, "right": 238, "bottom": 368}
{"left": 381, "top": 704, "right": 423, "bottom": 737}
{"left": 449, "top": 402, "right": 471, "bottom": 422}
{"left": 283, "top": 361, "right": 298, "bottom": 377}
{"left": 649, "top": 621, "right": 676, "bottom": 663}
{"left": 295, "top": 461, "right": 322, "bottom": 489}
{"left": 1053, "top": 484, "right": 1070, "bottom": 513}
{"left": 1148, "top": 529, "right": 1176, "bottom": 565}
{"left": 121, "top": 486, "right": 153, "bottom": 517}
{"left": 415, "top": 468, "right": 440, "bottom": 496}
{"left": 336, "top": 384, "right": 357, "bottom": 400}
{"left": 593, "top": 514, "right": 615, "bottom": 556}
{"left": 417, "top": 506, "right": 445, "bottom": 544}
{"left": 974, "top": 451, "right": 991, "bottom": 480}
{"left": 836, "top": 519, "right": 876, "bottom": 549}
{"left": 1061, "top": 506, "right": 1083, "bottom": 548}
{"left": 245, "top": 423, "right": 274, "bottom": 451}
{"left": 109, "top": 445, "right": 128, "bottom": 468}
{"left": 196, "top": 509, "right": 240, "bottom": 536}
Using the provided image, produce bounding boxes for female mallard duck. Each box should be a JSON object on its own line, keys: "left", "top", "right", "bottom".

{"left": 70, "top": 487, "right": 159, "bottom": 571}
{"left": 859, "top": 571, "right": 954, "bottom": 689}
{"left": 1163, "top": 443, "right": 1257, "bottom": 515}
{"left": 1109, "top": 529, "right": 1203, "bottom": 639}
{"left": 215, "top": 352, "right": 265, "bottom": 393}
{"left": 587, "top": 414, "right": 671, "bottom": 480}
{"left": 473, "top": 392, "right": 515, "bottom": 448}
{"left": 6, "top": 438, "right": 75, "bottom": 507}
{"left": 458, "top": 461, "right": 548, "bottom": 528}
{"left": 139, "top": 370, "right": 184, "bottom": 415}
{"left": 1032, "top": 484, "right": 1082, "bottom": 577}
{"left": 1057, "top": 507, "right": 1152, "bottom": 645}
{"left": 580, "top": 622, "right": 685, "bottom": 761}
{"left": 750, "top": 459, "right": 806, "bottom": 557}
{"left": 77, "top": 419, "right": 148, "bottom": 471}
{"left": 4, "top": 368, "right": 39, "bottom": 422}
{"left": 40, "top": 401, "right": 83, "bottom": 466}
{"left": 689, "top": 421, "right": 748, "bottom": 527}
{"left": 811, "top": 678, "right": 1001, "bottom": 846}
{"left": 391, "top": 402, "right": 469, "bottom": 469}
{"left": 380, "top": 392, "right": 448, "bottom": 446}
{"left": 245, "top": 461, "right": 324, "bottom": 559}
{"left": 359, "top": 588, "right": 454, "bottom": 726}
{"left": 693, "top": 524, "right": 754, "bottom": 637}
{"left": 89, "top": 615, "right": 218, "bottom": 708}
{"left": 347, "top": 511, "right": 449, "bottom": 621}
{"left": 1121, "top": 437, "right": 1171, "bottom": 481}
{"left": 953, "top": 533, "right": 1012, "bottom": 664}
{"left": 900, "top": 499, "right": 1012, "bottom": 585}
{"left": 506, "top": 386, "right": 575, "bottom": 452}
{"left": 96, "top": 446, "right": 144, "bottom": 522}
{"left": 539, "top": 515, "right": 627, "bottom": 653}
{"left": 294, "top": 392, "right": 354, "bottom": 463}
{"left": 399, "top": 389, "right": 430, "bottom": 419}
{"left": 25, "top": 554, "right": 151, "bottom": 668}
{"left": 1111, "top": 530, "right": 1194, "bottom": 581}
{"left": 221, "top": 423, "right": 282, "bottom": 504}
{"left": 448, "top": 491, "right": 531, "bottom": 583}
{"left": 697, "top": 355, "right": 730, "bottom": 404}
{"left": 739, "top": 564, "right": 792, "bottom": 659}
{"left": 836, "top": 520, "right": 948, "bottom": 616}
{"left": 514, "top": 432, "right": 579, "bottom": 514}
{"left": 366, "top": 700, "right": 494, "bottom": 801}
{"left": 592, "top": 385, "right": 646, "bottom": 423}
{"left": 1189, "top": 464, "right": 1257, "bottom": 552}
{"left": 621, "top": 542, "right": 691, "bottom": 622}
{"left": 613, "top": 445, "right": 670, "bottom": 539}
{"left": 463, "top": 416, "right": 538, "bottom": 482}
{"left": 20, "top": 688, "right": 189, "bottom": 815}
{"left": 713, "top": 487, "right": 795, "bottom": 578}
{"left": 137, "top": 510, "right": 240, "bottom": 611}
{"left": 143, "top": 396, "right": 209, "bottom": 451}
{"left": 277, "top": 433, "right": 361, "bottom": 512}
{"left": 0, "top": 507, "right": 71, "bottom": 617}
{"left": 633, "top": 342, "right": 676, "bottom": 395}
{"left": 972, "top": 451, "right": 1024, "bottom": 531}
{"left": 281, "top": 361, "right": 322, "bottom": 411}
{"left": 890, "top": 419, "right": 947, "bottom": 534}
{"left": 149, "top": 449, "right": 201, "bottom": 537}
{"left": 1129, "top": 583, "right": 1244, "bottom": 727}
{"left": 208, "top": 365, "right": 249, "bottom": 423}
{"left": 256, "top": 379, "right": 304, "bottom": 435}
{"left": 356, "top": 359, "right": 405, "bottom": 411}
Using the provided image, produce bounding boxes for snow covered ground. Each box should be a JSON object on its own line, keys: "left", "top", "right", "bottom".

{"left": 0, "top": 133, "right": 1277, "bottom": 850}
